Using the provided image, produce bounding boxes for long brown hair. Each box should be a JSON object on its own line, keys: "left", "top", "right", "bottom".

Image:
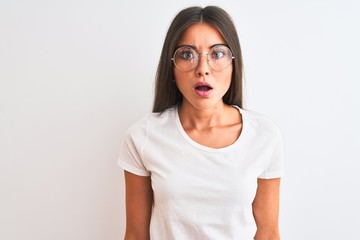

{"left": 152, "top": 6, "right": 244, "bottom": 113}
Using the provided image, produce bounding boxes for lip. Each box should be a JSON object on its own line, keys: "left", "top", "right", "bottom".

{"left": 194, "top": 82, "right": 213, "bottom": 97}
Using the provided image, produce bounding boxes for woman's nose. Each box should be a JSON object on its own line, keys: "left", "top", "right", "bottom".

{"left": 195, "top": 53, "right": 210, "bottom": 76}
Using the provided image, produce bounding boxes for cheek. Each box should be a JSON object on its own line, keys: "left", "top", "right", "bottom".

{"left": 226, "top": 66, "right": 234, "bottom": 84}
{"left": 216, "top": 67, "right": 233, "bottom": 87}
{"left": 173, "top": 69, "right": 192, "bottom": 84}
{"left": 173, "top": 68, "right": 185, "bottom": 82}
{"left": 173, "top": 70, "right": 192, "bottom": 93}
{"left": 173, "top": 68, "right": 180, "bottom": 80}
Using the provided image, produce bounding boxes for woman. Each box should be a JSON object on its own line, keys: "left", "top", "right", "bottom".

{"left": 119, "top": 6, "right": 284, "bottom": 240}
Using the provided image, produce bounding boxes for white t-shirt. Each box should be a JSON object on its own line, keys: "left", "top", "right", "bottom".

{"left": 118, "top": 106, "right": 284, "bottom": 240}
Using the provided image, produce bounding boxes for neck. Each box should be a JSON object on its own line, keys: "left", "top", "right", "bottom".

{"left": 178, "top": 101, "right": 229, "bottom": 130}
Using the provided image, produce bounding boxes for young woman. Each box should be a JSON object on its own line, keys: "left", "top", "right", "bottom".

{"left": 119, "top": 6, "right": 284, "bottom": 240}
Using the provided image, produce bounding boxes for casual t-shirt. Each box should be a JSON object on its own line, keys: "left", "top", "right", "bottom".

{"left": 118, "top": 105, "right": 284, "bottom": 240}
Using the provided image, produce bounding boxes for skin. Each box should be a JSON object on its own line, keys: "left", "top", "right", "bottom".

{"left": 124, "top": 171, "right": 152, "bottom": 240}
{"left": 174, "top": 23, "right": 242, "bottom": 148}
{"left": 124, "top": 23, "right": 281, "bottom": 240}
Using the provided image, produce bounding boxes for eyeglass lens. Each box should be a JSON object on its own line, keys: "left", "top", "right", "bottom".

{"left": 172, "top": 45, "right": 233, "bottom": 72}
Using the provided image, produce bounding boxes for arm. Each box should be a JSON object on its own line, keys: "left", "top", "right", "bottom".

{"left": 124, "top": 171, "right": 153, "bottom": 240}
{"left": 252, "top": 178, "right": 281, "bottom": 240}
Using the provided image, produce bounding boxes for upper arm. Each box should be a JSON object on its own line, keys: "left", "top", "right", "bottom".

{"left": 252, "top": 178, "right": 281, "bottom": 240}
{"left": 124, "top": 170, "right": 153, "bottom": 240}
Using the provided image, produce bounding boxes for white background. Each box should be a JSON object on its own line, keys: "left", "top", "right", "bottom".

{"left": 1, "top": 0, "right": 359, "bottom": 239}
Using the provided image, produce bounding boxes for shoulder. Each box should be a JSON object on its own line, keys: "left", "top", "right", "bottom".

{"left": 239, "top": 107, "right": 282, "bottom": 138}
{"left": 125, "top": 107, "right": 176, "bottom": 137}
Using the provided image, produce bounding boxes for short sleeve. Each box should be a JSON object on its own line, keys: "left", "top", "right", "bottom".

{"left": 117, "top": 120, "right": 151, "bottom": 177}
{"left": 258, "top": 126, "right": 284, "bottom": 179}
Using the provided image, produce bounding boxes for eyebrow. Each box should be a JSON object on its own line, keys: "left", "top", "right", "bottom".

{"left": 176, "top": 43, "right": 229, "bottom": 50}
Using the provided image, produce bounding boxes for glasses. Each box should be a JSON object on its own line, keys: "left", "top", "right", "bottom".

{"left": 171, "top": 45, "right": 234, "bottom": 72}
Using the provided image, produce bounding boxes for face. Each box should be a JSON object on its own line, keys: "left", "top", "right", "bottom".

{"left": 173, "top": 22, "right": 233, "bottom": 111}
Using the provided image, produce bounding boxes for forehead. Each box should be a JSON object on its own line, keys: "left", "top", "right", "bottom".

{"left": 177, "top": 23, "right": 226, "bottom": 49}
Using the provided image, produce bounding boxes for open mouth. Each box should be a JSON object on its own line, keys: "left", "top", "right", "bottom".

{"left": 194, "top": 83, "right": 213, "bottom": 97}
{"left": 195, "top": 85, "right": 213, "bottom": 91}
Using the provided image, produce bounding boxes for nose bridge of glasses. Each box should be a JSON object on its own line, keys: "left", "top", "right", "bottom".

{"left": 197, "top": 51, "right": 210, "bottom": 63}
{"left": 195, "top": 52, "right": 210, "bottom": 71}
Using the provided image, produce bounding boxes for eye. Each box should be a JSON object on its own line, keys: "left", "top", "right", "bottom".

{"left": 211, "top": 50, "right": 225, "bottom": 59}
{"left": 211, "top": 49, "right": 226, "bottom": 59}
{"left": 209, "top": 45, "right": 233, "bottom": 60}
{"left": 178, "top": 50, "right": 195, "bottom": 60}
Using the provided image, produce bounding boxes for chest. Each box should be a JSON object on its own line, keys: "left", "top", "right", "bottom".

{"left": 184, "top": 124, "right": 242, "bottom": 149}
{"left": 145, "top": 145, "right": 262, "bottom": 209}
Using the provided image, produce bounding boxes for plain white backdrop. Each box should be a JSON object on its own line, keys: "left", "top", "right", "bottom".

{"left": 1, "top": 0, "right": 359, "bottom": 239}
